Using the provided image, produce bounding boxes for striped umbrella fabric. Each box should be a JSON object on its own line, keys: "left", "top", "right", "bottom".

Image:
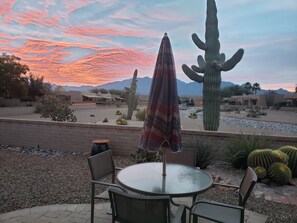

{"left": 140, "top": 33, "right": 182, "bottom": 153}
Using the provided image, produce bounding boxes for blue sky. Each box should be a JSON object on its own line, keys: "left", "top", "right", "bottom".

{"left": 0, "top": 0, "right": 296, "bottom": 91}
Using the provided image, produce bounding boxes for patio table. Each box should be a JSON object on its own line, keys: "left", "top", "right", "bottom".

{"left": 116, "top": 162, "right": 213, "bottom": 198}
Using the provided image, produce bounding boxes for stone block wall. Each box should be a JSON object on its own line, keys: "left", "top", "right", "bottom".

{"left": 0, "top": 118, "right": 296, "bottom": 159}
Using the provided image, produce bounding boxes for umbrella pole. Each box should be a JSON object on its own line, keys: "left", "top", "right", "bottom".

{"left": 162, "top": 147, "right": 166, "bottom": 176}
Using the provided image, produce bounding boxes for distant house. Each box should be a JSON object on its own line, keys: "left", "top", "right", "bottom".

{"left": 224, "top": 94, "right": 285, "bottom": 108}
{"left": 55, "top": 91, "right": 124, "bottom": 104}
{"left": 284, "top": 93, "right": 297, "bottom": 107}
{"left": 54, "top": 91, "right": 82, "bottom": 103}
{"left": 82, "top": 92, "right": 114, "bottom": 104}
{"left": 227, "top": 94, "right": 268, "bottom": 107}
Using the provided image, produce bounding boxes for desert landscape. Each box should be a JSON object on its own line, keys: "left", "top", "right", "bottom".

{"left": 1, "top": 104, "right": 296, "bottom": 137}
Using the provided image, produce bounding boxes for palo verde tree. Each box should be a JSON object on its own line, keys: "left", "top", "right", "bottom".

{"left": 0, "top": 53, "right": 30, "bottom": 98}
{"left": 182, "top": 0, "right": 244, "bottom": 131}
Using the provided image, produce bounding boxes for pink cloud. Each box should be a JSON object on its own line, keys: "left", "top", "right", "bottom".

{"left": 65, "top": 26, "right": 155, "bottom": 38}
{"left": 0, "top": 0, "right": 15, "bottom": 16}
{"left": 11, "top": 39, "right": 155, "bottom": 86}
{"left": 56, "top": 48, "right": 155, "bottom": 85}
{"left": 4, "top": 9, "right": 59, "bottom": 27}
{"left": 62, "top": 0, "right": 92, "bottom": 13}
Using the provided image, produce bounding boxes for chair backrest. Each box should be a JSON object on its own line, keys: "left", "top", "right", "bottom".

{"left": 88, "top": 150, "right": 115, "bottom": 181}
{"left": 238, "top": 167, "right": 257, "bottom": 206}
{"left": 166, "top": 148, "right": 196, "bottom": 167}
{"left": 109, "top": 187, "right": 171, "bottom": 223}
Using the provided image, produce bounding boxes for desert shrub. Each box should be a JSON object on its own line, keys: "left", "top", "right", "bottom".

{"left": 225, "top": 133, "right": 270, "bottom": 169}
{"left": 135, "top": 108, "right": 147, "bottom": 121}
{"left": 39, "top": 94, "right": 77, "bottom": 122}
{"left": 130, "top": 148, "right": 161, "bottom": 163}
{"left": 34, "top": 103, "right": 43, "bottom": 113}
{"left": 188, "top": 112, "right": 198, "bottom": 119}
{"left": 115, "top": 110, "right": 123, "bottom": 115}
{"left": 102, "top": 117, "right": 108, "bottom": 123}
{"left": 116, "top": 118, "right": 127, "bottom": 125}
{"left": 183, "top": 137, "right": 212, "bottom": 169}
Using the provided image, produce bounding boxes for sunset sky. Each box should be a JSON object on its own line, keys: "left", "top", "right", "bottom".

{"left": 1, "top": 0, "right": 296, "bottom": 91}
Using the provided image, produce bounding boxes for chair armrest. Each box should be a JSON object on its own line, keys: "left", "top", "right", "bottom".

{"left": 191, "top": 200, "right": 244, "bottom": 211}
{"left": 115, "top": 167, "right": 123, "bottom": 171}
{"left": 91, "top": 180, "right": 127, "bottom": 192}
{"left": 212, "top": 182, "right": 240, "bottom": 189}
{"left": 170, "top": 198, "right": 191, "bottom": 211}
{"left": 172, "top": 205, "right": 186, "bottom": 223}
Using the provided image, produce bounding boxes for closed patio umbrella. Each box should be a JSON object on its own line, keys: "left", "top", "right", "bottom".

{"left": 139, "top": 33, "right": 182, "bottom": 176}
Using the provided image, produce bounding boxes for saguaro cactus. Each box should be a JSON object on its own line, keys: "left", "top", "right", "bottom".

{"left": 182, "top": 0, "right": 244, "bottom": 131}
{"left": 127, "top": 69, "right": 138, "bottom": 120}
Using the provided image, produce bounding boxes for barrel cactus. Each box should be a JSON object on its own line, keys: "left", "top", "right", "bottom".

{"left": 127, "top": 69, "right": 138, "bottom": 120}
{"left": 247, "top": 149, "right": 275, "bottom": 170}
{"left": 268, "top": 162, "right": 292, "bottom": 185}
{"left": 182, "top": 0, "right": 244, "bottom": 131}
{"left": 272, "top": 150, "right": 289, "bottom": 165}
{"left": 254, "top": 166, "right": 267, "bottom": 180}
{"left": 279, "top": 146, "right": 297, "bottom": 177}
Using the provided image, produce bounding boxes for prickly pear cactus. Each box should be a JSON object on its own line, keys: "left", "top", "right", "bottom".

{"left": 182, "top": 0, "right": 244, "bottom": 131}
{"left": 247, "top": 149, "right": 275, "bottom": 170}
{"left": 127, "top": 69, "right": 138, "bottom": 120}
{"left": 279, "top": 146, "right": 297, "bottom": 177}
{"left": 268, "top": 162, "right": 292, "bottom": 185}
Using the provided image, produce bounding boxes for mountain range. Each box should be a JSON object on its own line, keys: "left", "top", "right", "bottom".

{"left": 52, "top": 76, "right": 292, "bottom": 96}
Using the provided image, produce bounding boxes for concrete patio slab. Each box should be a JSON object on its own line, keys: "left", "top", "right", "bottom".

{"left": 0, "top": 200, "right": 267, "bottom": 223}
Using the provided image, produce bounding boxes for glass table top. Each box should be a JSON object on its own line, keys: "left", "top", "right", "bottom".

{"left": 117, "top": 162, "right": 213, "bottom": 197}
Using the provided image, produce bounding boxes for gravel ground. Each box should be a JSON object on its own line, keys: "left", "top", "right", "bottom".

{"left": 1, "top": 148, "right": 297, "bottom": 223}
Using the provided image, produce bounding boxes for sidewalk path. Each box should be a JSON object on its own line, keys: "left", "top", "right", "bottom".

{"left": 0, "top": 200, "right": 267, "bottom": 223}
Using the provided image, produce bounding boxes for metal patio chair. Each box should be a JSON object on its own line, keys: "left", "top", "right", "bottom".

{"left": 189, "top": 167, "right": 257, "bottom": 223}
{"left": 166, "top": 148, "right": 198, "bottom": 205}
{"left": 88, "top": 150, "right": 124, "bottom": 223}
{"left": 108, "top": 187, "right": 187, "bottom": 223}
{"left": 166, "top": 148, "right": 196, "bottom": 167}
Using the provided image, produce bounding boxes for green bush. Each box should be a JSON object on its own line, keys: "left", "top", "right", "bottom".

{"left": 225, "top": 133, "right": 269, "bottom": 169}
{"left": 39, "top": 94, "right": 77, "bottom": 122}
{"left": 34, "top": 103, "right": 43, "bottom": 113}
{"left": 130, "top": 148, "right": 161, "bottom": 163}
{"left": 183, "top": 137, "right": 212, "bottom": 169}
{"left": 116, "top": 118, "right": 127, "bottom": 125}
{"left": 188, "top": 112, "right": 198, "bottom": 119}
{"left": 102, "top": 117, "right": 108, "bottom": 123}
{"left": 115, "top": 110, "right": 123, "bottom": 115}
{"left": 135, "top": 108, "right": 147, "bottom": 121}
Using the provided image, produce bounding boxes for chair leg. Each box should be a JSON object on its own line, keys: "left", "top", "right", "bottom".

{"left": 91, "top": 183, "right": 95, "bottom": 223}
{"left": 190, "top": 214, "right": 198, "bottom": 223}
{"left": 182, "top": 209, "right": 186, "bottom": 223}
